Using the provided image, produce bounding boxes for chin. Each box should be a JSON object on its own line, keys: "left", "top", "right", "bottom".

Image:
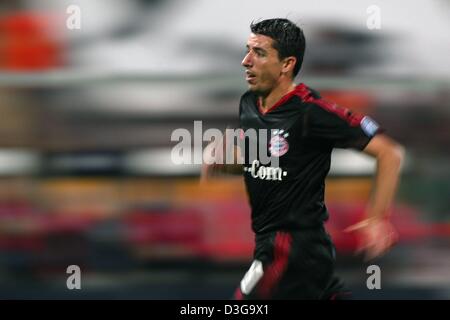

{"left": 249, "top": 86, "right": 269, "bottom": 96}
{"left": 247, "top": 83, "right": 260, "bottom": 92}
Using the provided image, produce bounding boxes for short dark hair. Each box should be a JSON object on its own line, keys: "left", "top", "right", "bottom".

{"left": 250, "top": 18, "right": 305, "bottom": 77}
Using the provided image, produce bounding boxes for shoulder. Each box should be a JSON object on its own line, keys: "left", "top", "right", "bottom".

{"left": 289, "top": 83, "right": 322, "bottom": 110}
{"left": 304, "top": 85, "right": 322, "bottom": 100}
{"left": 307, "top": 100, "right": 364, "bottom": 127}
{"left": 299, "top": 87, "right": 364, "bottom": 127}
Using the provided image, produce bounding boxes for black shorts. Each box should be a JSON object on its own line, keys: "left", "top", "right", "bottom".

{"left": 233, "top": 227, "right": 350, "bottom": 300}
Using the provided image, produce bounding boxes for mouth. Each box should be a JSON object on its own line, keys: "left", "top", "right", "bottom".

{"left": 245, "top": 70, "right": 257, "bottom": 83}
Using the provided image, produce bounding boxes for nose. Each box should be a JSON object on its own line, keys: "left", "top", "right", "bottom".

{"left": 242, "top": 52, "right": 252, "bottom": 68}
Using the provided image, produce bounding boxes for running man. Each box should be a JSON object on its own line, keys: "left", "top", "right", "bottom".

{"left": 202, "top": 18, "right": 404, "bottom": 299}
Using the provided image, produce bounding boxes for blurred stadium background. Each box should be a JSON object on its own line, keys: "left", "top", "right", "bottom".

{"left": 0, "top": 0, "right": 449, "bottom": 299}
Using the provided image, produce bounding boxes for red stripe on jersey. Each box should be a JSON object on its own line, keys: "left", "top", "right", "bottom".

{"left": 300, "top": 86, "right": 364, "bottom": 127}
{"left": 257, "top": 83, "right": 310, "bottom": 115}
{"left": 257, "top": 232, "right": 292, "bottom": 298}
{"left": 257, "top": 83, "right": 363, "bottom": 127}
{"left": 306, "top": 97, "right": 363, "bottom": 127}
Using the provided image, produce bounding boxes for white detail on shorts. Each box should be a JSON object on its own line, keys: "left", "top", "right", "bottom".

{"left": 240, "top": 260, "right": 264, "bottom": 295}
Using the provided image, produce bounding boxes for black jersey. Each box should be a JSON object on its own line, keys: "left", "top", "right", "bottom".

{"left": 239, "top": 83, "right": 381, "bottom": 234}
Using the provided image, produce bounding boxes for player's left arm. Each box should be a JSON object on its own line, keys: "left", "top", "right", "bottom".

{"left": 346, "top": 133, "right": 405, "bottom": 260}
{"left": 363, "top": 134, "right": 405, "bottom": 220}
{"left": 306, "top": 102, "right": 405, "bottom": 259}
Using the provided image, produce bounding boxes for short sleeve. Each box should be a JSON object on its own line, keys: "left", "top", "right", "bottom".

{"left": 304, "top": 100, "right": 382, "bottom": 150}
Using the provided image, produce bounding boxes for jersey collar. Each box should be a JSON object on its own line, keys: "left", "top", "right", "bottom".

{"left": 257, "top": 83, "right": 310, "bottom": 115}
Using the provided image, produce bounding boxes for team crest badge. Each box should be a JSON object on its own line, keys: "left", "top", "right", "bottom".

{"left": 269, "top": 129, "right": 289, "bottom": 157}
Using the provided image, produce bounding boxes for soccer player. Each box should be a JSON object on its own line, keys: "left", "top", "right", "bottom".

{"left": 201, "top": 18, "right": 404, "bottom": 299}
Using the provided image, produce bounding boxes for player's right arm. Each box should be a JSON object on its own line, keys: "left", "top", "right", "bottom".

{"left": 201, "top": 94, "right": 248, "bottom": 183}
{"left": 200, "top": 133, "right": 243, "bottom": 183}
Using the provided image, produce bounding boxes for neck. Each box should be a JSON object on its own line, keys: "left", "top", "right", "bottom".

{"left": 258, "top": 80, "right": 297, "bottom": 112}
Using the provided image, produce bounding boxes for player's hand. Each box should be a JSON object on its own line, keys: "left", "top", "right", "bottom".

{"left": 344, "top": 217, "right": 398, "bottom": 261}
{"left": 200, "top": 135, "right": 225, "bottom": 184}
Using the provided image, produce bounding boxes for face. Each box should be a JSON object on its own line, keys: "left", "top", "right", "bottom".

{"left": 242, "top": 33, "right": 284, "bottom": 94}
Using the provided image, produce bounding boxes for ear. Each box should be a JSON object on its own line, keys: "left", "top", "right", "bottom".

{"left": 281, "top": 56, "right": 297, "bottom": 76}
